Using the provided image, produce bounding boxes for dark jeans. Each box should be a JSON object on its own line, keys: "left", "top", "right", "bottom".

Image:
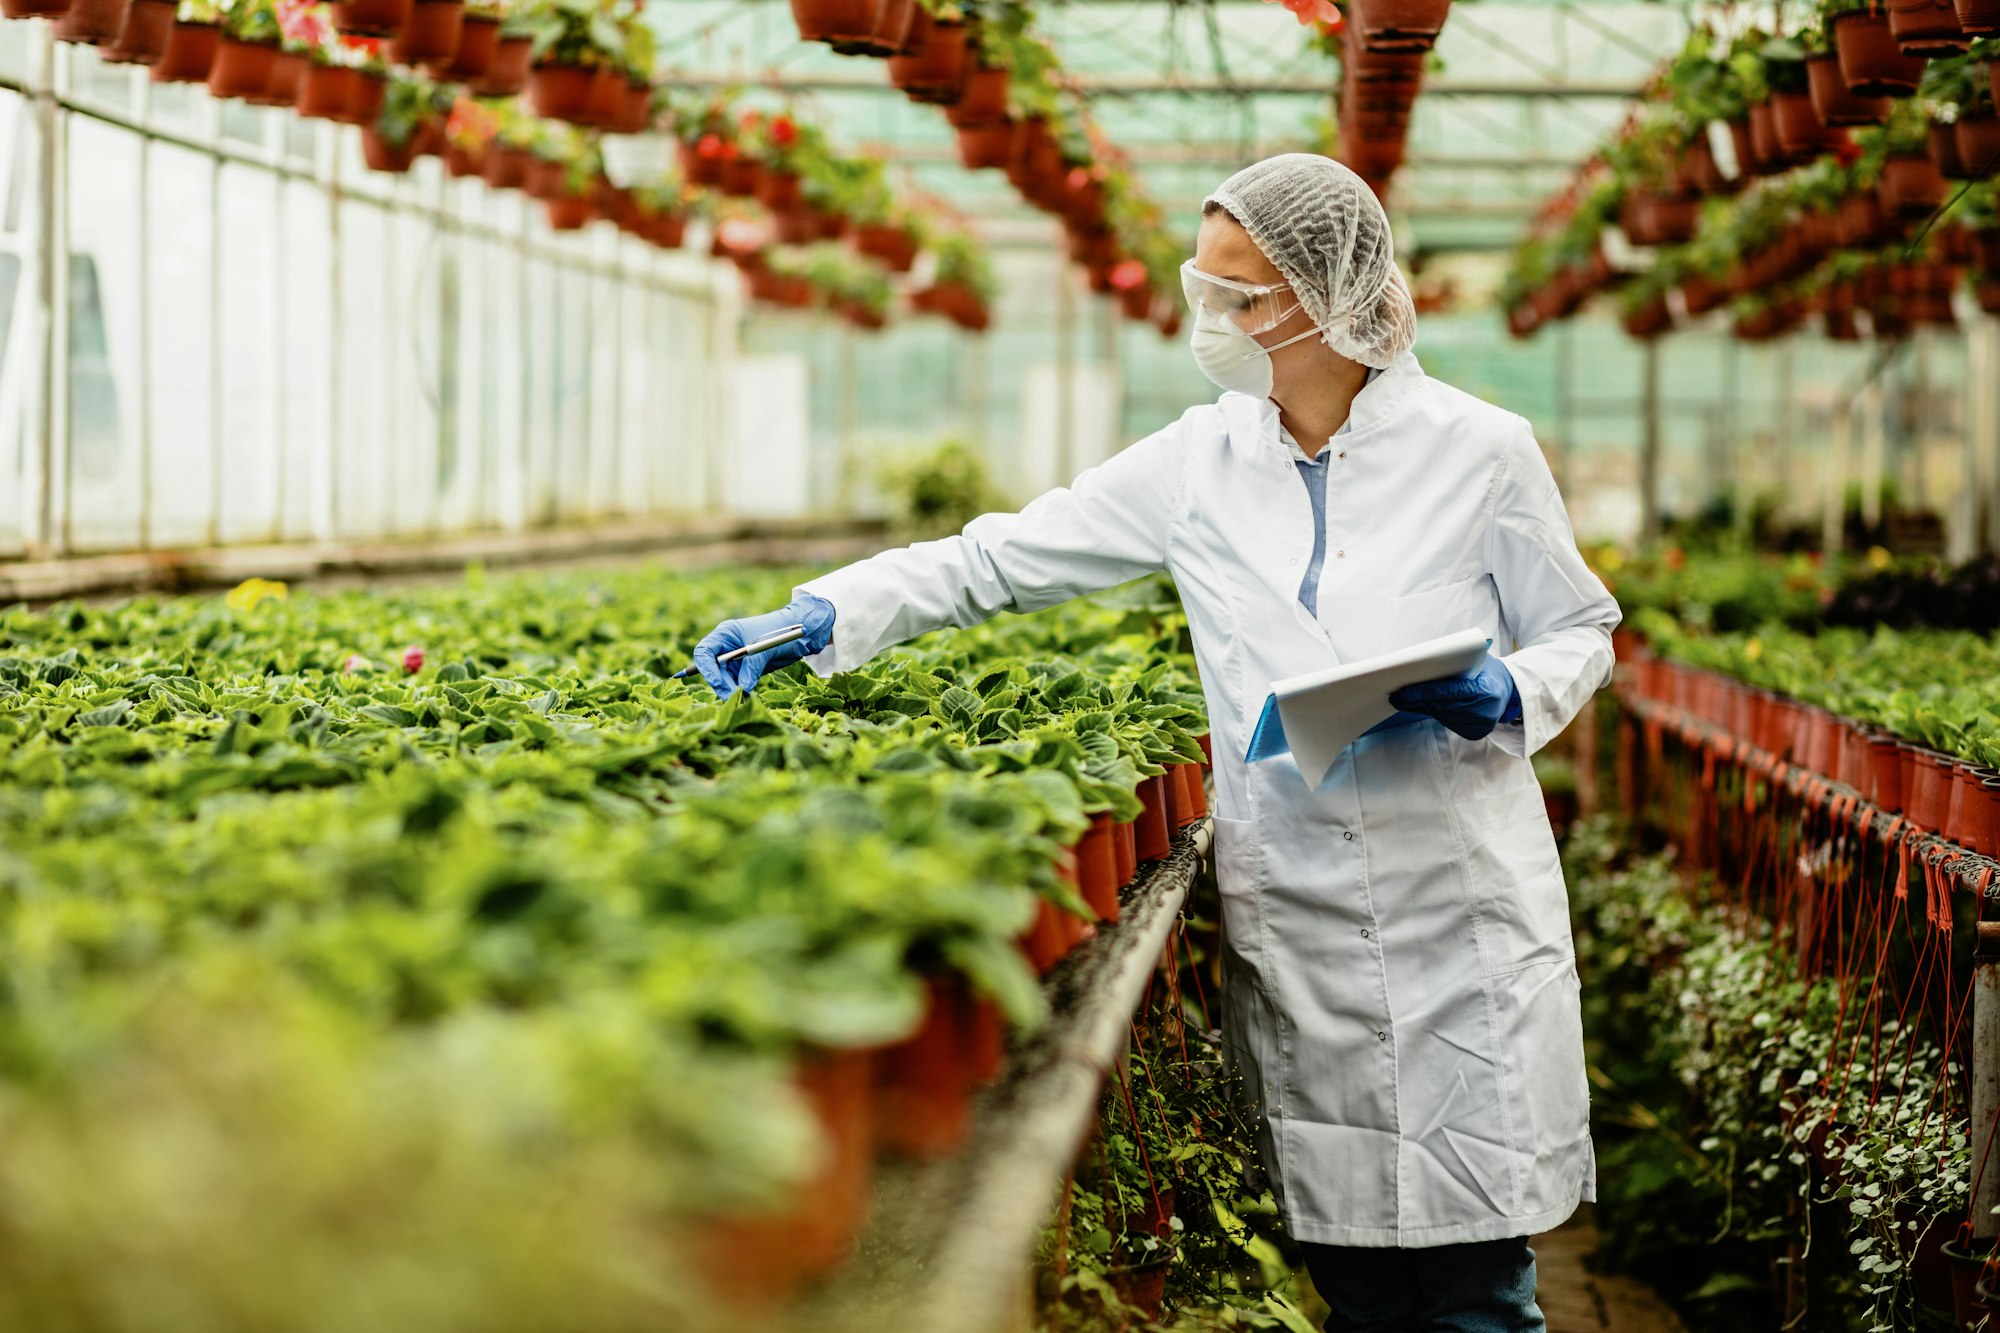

{"left": 1301, "top": 1236, "right": 1545, "bottom": 1333}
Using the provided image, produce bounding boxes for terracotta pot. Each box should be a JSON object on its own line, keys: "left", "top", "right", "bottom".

{"left": 149, "top": 19, "right": 219, "bottom": 82}
{"left": 442, "top": 143, "right": 481, "bottom": 177}
{"left": 387, "top": 0, "right": 461, "bottom": 64}
{"left": 425, "top": 11, "right": 493, "bottom": 79}
{"left": 471, "top": 33, "right": 530, "bottom": 96}
{"left": 1108, "top": 1256, "right": 1173, "bottom": 1319}
{"left": 1833, "top": 9, "right": 1929, "bottom": 96}
{"left": 332, "top": 0, "right": 408, "bottom": 36}
{"left": 721, "top": 155, "right": 763, "bottom": 198}
{"left": 1958, "top": 114, "right": 2000, "bottom": 178}
{"left": 101, "top": 0, "right": 174, "bottom": 62}
{"left": 1888, "top": 0, "right": 1968, "bottom": 53}
{"left": 1350, "top": 0, "right": 1451, "bottom": 51}
{"left": 871, "top": 981, "right": 976, "bottom": 1162}
{"left": 755, "top": 167, "right": 803, "bottom": 213}
{"left": 789, "top": 0, "right": 880, "bottom": 48}
{"left": 854, "top": 221, "right": 918, "bottom": 272}
{"left": 297, "top": 64, "right": 350, "bottom": 121}
{"left": 1881, "top": 152, "right": 1950, "bottom": 216}
{"left": 838, "top": 301, "right": 888, "bottom": 331}
{"left": 1931, "top": 121, "right": 1974, "bottom": 180}
{"left": 544, "top": 194, "right": 593, "bottom": 231}
{"left": 1176, "top": 761, "right": 1208, "bottom": 823}
{"left": 1806, "top": 51, "right": 1889, "bottom": 126}
{"left": 1079, "top": 814, "right": 1121, "bottom": 923}
{"left": 1680, "top": 271, "right": 1729, "bottom": 315}
{"left": 480, "top": 145, "right": 532, "bottom": 191}
{"left": 583, "top": 64, "right": 624, "bottom": 127}
{"left": 1771, "top": 88, "right": 1840, "bottom": 158}
{"left": 251, "top": 49, "right": 305, "bottom": 106}
{"left": 1908, "top": 749, "right": 1951, "bottom": 830}
{"left": 1943, "top": 1238, "right": 1995, "bottom": 1331}
{"left": 1747, "top": 100, "right": 1798, "bottom": 175}
{"left": 205, "top": 35, "right": 274, "bottom": 99}
{"left": 361, "top": 126, "right": 421, "bottom": 174}
{"left": 524, "top": 156, "right": 565, "bottom": 199}
{"left": 1958, "top": 0, "right": 2000, "bottom": 30}
{"left": 1979, "top": 277, "right": 2000, "bottom": 314}
{"left": 1135, "top": 775, "right": 1171, "bottom": 862}
{"left": 956, "top": 120, "right": 1014, "bottom": 170}
{"left": 1111, "top": 817, "right": 1137, "bottom": 885}
{"left": 528, "top": 62, "right": 597, "bottom": 123}
{"left": 1983, "top": 778, "right": 2000, "bottom": 858}
{"left": 0, "top": 0, "right": 67, "bottom": 15}
{"left": 886, "top": 14, "right": 967, "bottom": 103}
{"left": 944, "top": 63, "right": 1009, "bottom": 130}
{"left": 1680, "top": 133, "right": 1735, "bottom": 196}
{"left": 1868, "top": 736, "right": 1905, "bottom": 813}
{"left": 53, "top": 0, "right": 129, "bottom": 45}
{"left": 677, "top": 139, "right": 727, "bottom": 187}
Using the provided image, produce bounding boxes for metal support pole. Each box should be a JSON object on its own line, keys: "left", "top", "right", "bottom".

{"left": 835, "top": 317, "right": 857, "bottom": 515}
{"left": 1773, "top": 342, "right": 1794, "bottom": 531}
{"left": 23, "top": 26, "right": 58, "bottom": 559}
{"left": 1971, "top": 922, "right": 2000, "bottom": 1245}
{"left": 1055, "top": 265, "right": 1075, "bottom": 486}
{"left": 1638, "top": 337, "right": 1661, "bottom": 545}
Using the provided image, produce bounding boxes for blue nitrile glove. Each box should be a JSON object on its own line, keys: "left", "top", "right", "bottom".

{"left": 1386, "top": 659, "right": 1522, "bottom": 741}
{"left": 692, "top": 593, "right": 837, "bottom": 698}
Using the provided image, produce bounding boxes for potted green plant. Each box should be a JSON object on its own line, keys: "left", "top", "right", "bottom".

{"left": 521, "top": 0, "right": 622, "bottom": 126}
{"left": 1888, "top": 0, "right": 1970, "bottom": 57}
{"left": 425, "top": 0, "right": 498, "bottom": 78}
{"left": 470, "top": 1, "right": 533, "bottom": 95}
{"left": 298, "top": 30, "right": 386, "bottom": 125}
{"left": 150, "top": 0, "right": 223, "bottom": 82}
{"left": 887, "top": 0, "right": 969, "bottom": 103}
{"left": 1828, "top": 0, "right": 1928, "bottom": 97}
{"left": 914, "top": 226, "right": 996, "bottom": 332}
{"left": 363, "top": 75, "right": 450, "bottom": 174}
{"left": 206, "top": 0, "right": 279, "bottom": 98}
{"left": 1806, "top": 1, "right": 1893, "bottom": 123}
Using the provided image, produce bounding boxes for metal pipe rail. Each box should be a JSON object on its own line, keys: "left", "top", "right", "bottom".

{"left": 808, "top": 816, "right": 1214, "bottom": 1333}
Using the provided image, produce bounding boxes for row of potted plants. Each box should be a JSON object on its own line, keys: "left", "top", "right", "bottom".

{"left": 0, "top": 566, "right": 1214, "bottom": 1318}
{"left": 1504, "top": 19, "right": 2000, "bottom": 341}
{"left": 787, "top": 0, "right": 1187, "bottom": 337}
{"left": 1291, "top": 2, "right": 1446, "bottom": 198}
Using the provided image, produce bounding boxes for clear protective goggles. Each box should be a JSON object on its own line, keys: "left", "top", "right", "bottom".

{"left": 1179, "top": 259, "right": 1303, "bottom": 335}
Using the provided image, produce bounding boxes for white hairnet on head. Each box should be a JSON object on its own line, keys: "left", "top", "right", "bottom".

{"left": 1203, "top": 153, "right": 1417, "bottom": 370}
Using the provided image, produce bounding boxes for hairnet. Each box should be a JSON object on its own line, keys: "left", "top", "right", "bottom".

{"left": 1203, "top": 154, "right": 1417, "bottom": 370}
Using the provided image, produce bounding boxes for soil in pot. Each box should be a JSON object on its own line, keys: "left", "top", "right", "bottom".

{"left": 1834, "top": 9, "right": 1930, "bottom": 95}
{"left": 102, "top": 0, "right": 174, "bottom": 62}
{"left": 53, "top": 0, "right": 130, "bottom": 46}
{"left": 150, "top": 19, "right": 219, "bottom": 82}
{"left": 206, "top": 36, "right": 275, "bottom": 99}
{"left": 331, "top": 0, "right": 409, "bottom": 37}
{"left": 471, "top": 33, "right": 530, "bottom": 95}
{"left": 387, "top": 0, "right": 462, "bottom": 64}
{"left": 427, "top": 11, "right": 493, "bottom": 80}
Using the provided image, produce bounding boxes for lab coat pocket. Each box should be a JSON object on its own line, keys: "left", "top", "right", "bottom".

{"left": 1211, "top": 815, "right": 1267, "bottom": 981}
{"left": 1494, "top": 958, "right": 1590, "bottom": 1211}
{"left": 1463, "top": 805, "right": 1571, "bottom": 977}
{"left": 1317, "top": 575, "right": 1498, "bottom": 665}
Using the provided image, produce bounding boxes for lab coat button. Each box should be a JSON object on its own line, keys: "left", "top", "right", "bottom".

{"left": 1338, "top": 450, "right": 1347, "bottom": 460}
{"left": 1343, "top": 830, "right": 1355, "bottom": 841}
{"left": 1376, "top": 1030, "right": 1389, "bottom": 1042}
{"left": 1336, "top": 550, "right": 1346, "bottom": 559}
{"left": 1360, "top": 928, "right": 1371, "bottom": 939}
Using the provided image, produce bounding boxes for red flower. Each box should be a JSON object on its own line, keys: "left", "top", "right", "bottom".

{"left": 1108, "top": 258, "right": 1148, "bottom": 291}
{"left": 771, "top": 115, "right": 797, "bottom": 148}
{"left": 402, "top": 645, "right": 425, "bottom": 674}
{"left": 696, "top": 132, "right": 725, "bottom": 160}
{"left": 1066, "top": 165, "right": 1090, "bottom": 191}
{"left": 1274, "top": 0, "right": 1341, "bottom": 25}
{"left": 1832, "top": 139, "right": 1862, "bottom": 167}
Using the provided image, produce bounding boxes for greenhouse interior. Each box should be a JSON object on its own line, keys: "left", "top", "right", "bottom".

{"left": 2, "top": 0, "right": 2000, "bottom": 1327}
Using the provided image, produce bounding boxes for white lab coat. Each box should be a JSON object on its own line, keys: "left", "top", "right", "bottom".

{"left": 798, "top": 351, "right": 1619, "bottom": 1247}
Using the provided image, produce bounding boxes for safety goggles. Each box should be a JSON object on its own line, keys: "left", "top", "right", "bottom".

{"left": 1179, "top": 260, "right": 1302, "bottom": 335}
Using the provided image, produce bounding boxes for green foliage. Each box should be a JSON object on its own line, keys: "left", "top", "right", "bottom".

{"left": 0, "top": 563, "right": 1209, "bottom": 1328}
{"left": 877, "top": 439, "right": 1014, "bottom": 542}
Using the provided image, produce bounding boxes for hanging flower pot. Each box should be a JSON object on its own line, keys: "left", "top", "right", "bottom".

{"left": 0, "top": 0, "right": 67, "bottom": 16}
{"left": 1620, "top": 294, "right": 1673, "bottom": 339}
{"left": 1955, "top": 0, "right": 2000, "bottom": 32}
{"left": 644, "top": 211, "right": 686, "bottom": 248}
{"left": 347, "top": 68, "right": 385, "bottom": 123}
{"left": 613, "top": 77, "right": 651, "bottom": 134}
{"left": 150, "top": 19, "right": 219, "bottom": 81}
{"left": 206, "top": 35, "right": 276, "bottom": 99}
{"left": 1805, "top": 51, "right": 1889, "bottom": 126}
{"left": 387, "top": 0, "right": 461, "bottom": 63}
{"left": 524, "top": 156, "right": 565, "bottom": 199}
{"left": 854, "top": 221, "right": 917, "bottom": 271}
{"left": 332, "top": 0, "right": 409, "bottom": 37}
{"left": 102, "top": 0, "right": 174, "bottom": 63}
{"left": 544, "top": 194, "right": 593, "bottom": 231}
{"left": 442, "top": 143, "right": 481, "bottom": 177}
{"left": 1680, "top": 272, "right": 1728, "bottom": 314}
{"left": 886, "top": 14, "right": 967, "bottom": 103}
{"left": 53, "top": 0, "right": 130, "bottom": 45}
{"left": 746, "top": 266, "right": 812, "bottom": 309}
{"left": 838, "top": 300, "right": 888, "bottom": 331}
{"left": 720, "top": 155, "right": 762, "bottom": 198}
{"left": 480, "top": 144, "right": 532, "bottom": 191}
{"left": 677, "top": 136, "right": 729, "bottom": 187}
{"left": 955, "top": 120, "right": 1013, "bottom": 170}
{"left": 1771, "top": 88, "right": 1840, "bottom": 157}
{"left": 1836, "top": 190, "right": 1894, "bottom": 246}
{"left": 1956, "top": 113, "right": 2000, "bottom": 178}
{"left": 1824, "top": 307, "right": 1863, "bottom": 340}
{"left": 944, "top": 63, "right": 1008, "bottom": 129}
{"left": 1831, "top": 9, "right": 1928, "bottom": 95}
{"left": 1887, "top": 0, "right": 1967, "bottom": 54}
{"left": 471, "top": 33, "right": 530, "bottom": 95}
{"left": 528, "top": 63, "right": 598, "bottom": 123}
{"left": 1880, "top": 151, "right": 1950, "bottom": 214}
{"left": 1680, "top": 133, "right": 1736, "bottom": 196}
{"left": 755, "top": 167, "right": 802, "bottom": 213}
{"left": 583, "top": 64, "right": 624, "bottom": 127}
{"left": 295, "top": 62, "right": 354, "bottom": 119}
{"left": 426, "top": 11, "right": 492, "bottom": 79}
{"left": 788, "top": 0, "right": 879, "bottom": 51}
{"left": 246, "top": 48, "right": 306, "bottom": 105}
{"left": 1929, "top": 121, "right": 1973, "bottom": 179}
{"left": 361, "top": 126, "right": 422, "bottom": 174}
{"left": 1349, "top": 0, "right": 1451, "bottom": 51}
{"left": 1746, "top": 101, "right": 1796, "bottom": 175}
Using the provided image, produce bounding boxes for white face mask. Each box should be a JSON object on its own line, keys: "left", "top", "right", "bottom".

{"left": 1188, "top": 307, "right": 1328, "bottom": 399}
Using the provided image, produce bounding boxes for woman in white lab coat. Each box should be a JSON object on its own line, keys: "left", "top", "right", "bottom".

{"left": 694, "top": 154, "right": 1619, "bottom": 1332}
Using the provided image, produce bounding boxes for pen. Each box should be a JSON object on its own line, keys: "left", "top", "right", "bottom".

{"left": 672, "top": 623, "right": 808, "bottom": 679}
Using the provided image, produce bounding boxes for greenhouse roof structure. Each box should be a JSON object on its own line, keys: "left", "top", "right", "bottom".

{"left": 649, "top": 0, "right": 1690, "bottom": 253}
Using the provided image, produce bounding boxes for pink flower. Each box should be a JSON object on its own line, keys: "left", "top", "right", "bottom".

{"left": 1108, "top": 258, "right": 1149, "bottom": 292}
{"left": 1274, "top": 0, "right": 1341, "bottom": 26}
{"left": 342, "top": 654, "right": 368, "bottom": 674}
{"left": 402, "top": 645, "right": 425, "bottom": 674}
